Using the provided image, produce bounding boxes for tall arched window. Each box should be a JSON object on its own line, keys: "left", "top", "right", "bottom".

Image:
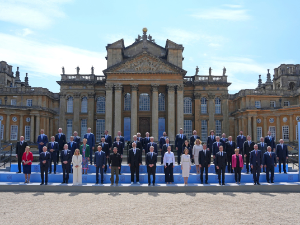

{"left": 96, "top": 96, "right": 105, "bottom": 114}
{"left": 201, "top": 97, "right": 207, "bottom": 114}
{"left": 183, "top": 97, "right": 192, "bottom": 114}
{"left": 139, "top": 93, "right": 150, "bottom": 111}
{"left": 124, "top": 93, "right": 131, "bottom": 111}
{"left": 81, "top": 97, "right": 88, "bottom": 113}
{"left": 215, "top": 97, "right": 221, "bottom": 114}
{"left": 158, "top": 93, "right": 165, "bottom": 111}
{"left": 67, "top": 96, "right": 73, "bottom": 113}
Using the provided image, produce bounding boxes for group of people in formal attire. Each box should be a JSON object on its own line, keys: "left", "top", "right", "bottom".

{"left": 15, "top": 127, "right": 288, "bottom": 186}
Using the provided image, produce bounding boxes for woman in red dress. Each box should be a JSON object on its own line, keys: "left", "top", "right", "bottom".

{"left": 22, "top": 146, "right": 33, "bottom": 183}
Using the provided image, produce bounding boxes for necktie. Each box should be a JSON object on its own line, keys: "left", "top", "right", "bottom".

{"left": 134, "top": 149, "right": 136, "bottom": 155}
{"left": 230, "top": 141, "right": 232, "bottom": 146}
{"left": 52, "top": 143, "right": 53, "bottom": 148}
{"left": 167, "top": 144, "right": 168, "bottom": 147}
{"left": 65, "top": 150, "right": 67, "bottom": 155}
{"left": 181, "top": 134, "right": 182, "bottom": 139}
{"left": 59, "top": 134, "right": 61, "bottom": 138}
{"left": 217, "top": 142, "right": 219, "bottom": 147}
{"left": 262, "top": 143, "right": 264, "bottom": 148}
{"left": 270, "top": 153, "right": 272, "bottom": 158}
{"left": 204, "top": 150, "right": 206, "bottom": 156}
{"left": 255, "top": 151, "right": 257, "bottom": 156}
{"left": 21, "top": 142, "right": 23, "bottom": 145}
{"left": 71, "top": 142, "right": 72, "bottom": 147}
{"left": 151, "top": 153, "right": 153, "bottom": 159}
{"left": 270, "top": 136, "right": 272, "bottom": 141}
{"left": 221, "top": 152, "right": 223, "bottom": 157}
{"left": 248, "top": 141, "right": 250, "bottom": 146}
{"left": 45, "top": 152, "right": 46, "bottom": 156}
{"left": 102, "top": 143, "right": 104, "bottom": 147}
{"left": 281, "top": 144, "right": 283, "bottom": 149}
{"left": 117, "top": 142, "right": 119, "bottom": 146}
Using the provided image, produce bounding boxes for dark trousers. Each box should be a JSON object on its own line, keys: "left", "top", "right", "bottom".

{"left": 161, "top": 151, "right": 164, "bottom": 164}
{"left": 200, "top": 164, "right": 209, "bottom": 182}
{"left": 17, "top": 154, "right": 22, "bottom": 173}
{"left": 278, "top": 158, "right": 286, "bottom": 173}
{"left": 214, "top": 158, "right": 218, "bottom": 173}
{"left": 266, "top": 165, "right": 274, "bottom": 182}
{"left": 165, "top": 163, "right": 174, "bottom": 182}
{"left": 218, "top": 165, "right": 226, "bottom": 184}
{"left": 119, "top": 158, "right": 122, "bottom": 174}
{"left": 177, "top": 151, "right": 181, "bottom": 164}
{"left": 130, "top": 164, "right": 139, "bottom": 182}
{"left": 62, "top": 163, "right": 70, "bottom": 182}
{"left": 49, "top": 154, "right": 56, "bottom": 173}
{"left": 96, "top": 166, "right": 104, "bottom": 183}
{"left": 147, "top": 166, "right": 156, "bottom": 184}
{"left": 252, "top": 164, "right": 261, "bottom": 183}
{"left": 40, "top": 164, "right": 48, "bottom": 184}
{"left": 104, "top": 157, "right": 110, "bottom": 173}
{"left": 227, "top": 155, "right": 233, "bottom": 173}
{"left": 110, "top": 166, "right": 119, "bottom": 184}
{"left": 245, "top": 155, "right": 250, "bottom": 172}
{"left": 234, "top": 167, "right": 241, "bottom": 182}
{"left": 90, "top": 151, "right": 93, "bottom": 165}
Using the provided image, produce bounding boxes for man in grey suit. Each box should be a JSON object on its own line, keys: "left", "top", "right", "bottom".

{"left": 257, "top": 137, "right": 268, "bottom": 172}
{"left": 94, "top": 145, "right": 106, "bottom": 184}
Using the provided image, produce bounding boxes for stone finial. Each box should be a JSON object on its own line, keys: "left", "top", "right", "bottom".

{"left": 258, "top": 75, "right": 262, "bottom": 87}
{"left": 209, "top": 67, "right": 212, "bottom": 76}
{"left": 25, "top": 73, "right": 29, "bottom": 86}
{"left": 62, "top": 67, "right": 65, "bottom": 75}
{"left": 91, "top": 66, "right": 94, "bottom": 75}
{"left": 266, "top": 69, "right": 272, "bottom": 83}
{"left": 223, "top": 67, "right": 226, "bottom": 76}
{"left": 195, "top": 66, "right": 199, "bottom": 75}
{"left": 76, "top": 66, "right": 80, "bottom": 75}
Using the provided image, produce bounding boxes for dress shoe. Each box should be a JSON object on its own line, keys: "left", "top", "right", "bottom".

{"left": 222, "top": 183, "right": 225, "bottom": 186}
{"left": 45, "top": 183, "right": 47, "bottom": 185}
{"left": 238, "top": 182, "right": 241, "bottom": 184}
{"left": 116, "top": 183, "right": 118, "bottom": 186}
{"left": 271, "top": 181, "right": 274, "bottom": 183}
{"left": 40, "top": 183, "right": 44, "bottom": 185}
{"left": 257, "top": 182, "right": 260, "bottom": 185}
{"left": 219, "top": 182, "right": 221, "bottom": 185}
{"left": 205, "top": 181, "right": 209, "bottom": 184}
{"left": 279, "top": 172, "right": 281, "bottom": 174}
{"left": 66, "top": 182, "right": 68, "bottom": 184}
{"left": 153, "top": 183, "right": 155, "bottom": 186}
{"left": 284, "top": 172, "right": 287, "bottom": 174}
{"left": 101, "top": 181, "right": 104, "bottom": 184}
{"left": 246, "top": 172, "right": 249, "bottom": 174}
{"left": 54, "top": 172, "right": 56, "bottom": 174}
{"left": 110, "top": 183, "right": 113, "bottom": 186}
{"left": 16, "top": 172, "right": 21, "bottom": 174}
{"left": 49, "top": 172, "right": 52, "bottom": 174}
{"left": 253, "top": 183, "right": 256, "bottom": 185}
{"left": 148, "top": 184, "right": 151, "bottom": 186}
{"left": 201, "top": 181, "right": 203, "bottom": 184}
{"left": 95, "top": 182, "right": 99, "bottom": 185}
{"left": 267, "top": 181, "right": 270, "bottom": 183}
{"left": 61, "top": 182, "right": 65, "bottom": 184}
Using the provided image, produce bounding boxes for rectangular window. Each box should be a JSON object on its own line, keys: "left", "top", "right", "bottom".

{"left": 11, "top": 99, "right": 16, "bottom": 106}
{"left": 184, "top": 120, "right": 193, "bottom": 138}
{"left": 66, "top": 119, "right": 73, "bottom": 140}
{"left": 96, "top": 119, "right": 105, "bottom": 142}
{"left": 124, "top": 117, "right": 131, "bottom": 142}
{"left": 26, "top": 99, "right": 32, "bottom": 107}
{"left": 284, "top": 101, "right": 290, "bottom": 106}
{"left": 282, "top": 126, "right": 289, "bottom": 140}
{"left": 158, "top": 117, "right": 165, "bottom": 140}
{"left": 269, "top": 126, "right": 276, "bottom": 141}
{"left": 201, "top": 120, "right": 207, "bottom": 142}
{"left": 0, "top": 99, "right": 2, "bottom": 105}
{"left": 255, "top": 101, "right": 261, "bottom": 108}
{"left": 270, "top": 101, "right": 276, "bottom": 108}
{"left": 215, "top": 120, "right": 222, "bottom": 136}
{"left": 25, "top": 126, "right": 30, "bottom": 141}
{"left": 10, "top": 125, "right": 18, "bottom": 140}
{"left": 81, "top": 119, "right": 87, "bottom": 138}
{"left": 257, "top": 127, "right": 262, "bottom": 141}
{"left": 1, "top": 124, "right": 4, "bottom": 140}
{"left": 201, "top": 104, "right": 207, "bottom": 114}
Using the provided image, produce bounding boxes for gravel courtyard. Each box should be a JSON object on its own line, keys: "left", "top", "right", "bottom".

{"left": 0, "top": 192, "right": 299, "bottom": 224}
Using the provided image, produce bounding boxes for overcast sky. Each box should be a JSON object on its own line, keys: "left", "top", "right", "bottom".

{"left": 0, "top": 0, "right": 299, "bottom": 94}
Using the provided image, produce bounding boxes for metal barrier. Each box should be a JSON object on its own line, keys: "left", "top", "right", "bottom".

{"left": 287, "top": 144, "right": 298, "bottom": 169}
{"left": 0, "top": 143, "right": 13, "bottom": 168}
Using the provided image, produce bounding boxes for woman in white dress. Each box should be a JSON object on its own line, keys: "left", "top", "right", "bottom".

{"left": 181, "top": 148, "right": 191, "bottom": 186}
{"left": 72, "top": 149, "right": 82, "bottom": 185}
{"left": 192, "top": 139, "right": 203, "bottom": 174}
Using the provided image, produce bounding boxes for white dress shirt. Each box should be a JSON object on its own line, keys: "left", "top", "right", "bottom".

{"left": 163, "top": 152, "right": 175, "bottom": 166}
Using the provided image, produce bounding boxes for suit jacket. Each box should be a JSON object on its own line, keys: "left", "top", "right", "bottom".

{"left": 114, "top": 136, "right": 125, "bottom": 144}
{"left": 215, "top": 152, "right": 227, "bottom": 167}
{"left": 162, "top": 144, "right": 173, "bottom": 155}
{"left": 16, "top": 141, "right": 28, "bottom": 156}
{"left": 232, "top": 154, "right": 243, "bottom": 168}
{"left": 137, "top": 136, "right": 143, "bottom": 144}
{"left": 257, "top": 143, "right": 268, "bottom": 156}
{"left": 37, "top": 134, "right": 48, "bottom": 153}
{"left": 112, "top": 141, "right": 124, "bottom": 155}
{"left": 263, "top": 152, "right": 277, "bottom": 167}
{"left": 265, "top": 136, "right": 276, "bottom": 150}
{"left": 55, "top": 133, "right": 66, "bottom": 150}
{"left": 147, "top": 142, "right": 158, "bottom": 154}
{"left": 47, "top": 142, "right": 59, "bottom": 158}
{"left": 159, "top": 136, "right": 168, "bottom": 149}
{"left": 84, "top": 133, "right": 95, "bottom": 150}
{"left": 175, "top": 134, "right": 187, "bottom": 149}
{"left": 225, "top": 141, "right": 236, "bottom": 157}
{"left": 142, "top": 137, "right": 151, "bottom": 150}
{"left": 146, "top": 152, "right": 157, "bottom": 166}
{"left": 250, "top": 150, "right": 262, "bottom": 166}
{"left": 72, "top": 155, "right": 82, "bottom": 168}
{"left": 99, "top": 142, "right": 110, "bottom": 157}
{"left": 212, "top": 142, "right": 223, "bottom": 156}
{"left": 130, "top": 140, "right": 143, "bottom": 151}
{"left": 94, "top": 151, "right": 106, "bottom": 167}
{"left": 79, "top": 144, "right": 90, "bottom": 157}
{"left": 276, "top": 144, "right": 288, "bottom": 158}
{"left": 182, "top": 145, "right": 192, "bottom": 155}
{"left": 60, "top": 150, "right": 72, "bottom": 164}
{"left": 67, "top": 141, "right": 78, "bottom": 155}
{"left": 190, "top": 135, "right": 200, "bottom": 148}
{"left": 220, "top": 138, "right": 228, "bottom": 148}
{"left": 243, "top": 141, "right": 255, "bottom": 156}
{"left": 128, "top": 148, "right": 142, "bottom": 166}
{"left": 236, "top": 135, "right": 246, "bottom": 150}
{"left": 198, "top": 149, "right": 211, "bottom": 166}
{"left": 207, "top": 135, "right": 216, "bottom": 151}
{"left": 39, "top": 151, "right": 51, "bottom": 165}
{"left": 102, "top": 134, "right": 112, "bottom": 149}
{"left": 73, "top": 136, "right": 81, "bottom": 146}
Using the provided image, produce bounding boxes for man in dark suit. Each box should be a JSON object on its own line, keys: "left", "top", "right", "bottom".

{"left": 263, "top": 146, "right": 277, "bottom": 183}
{"left": 47, "top": 136, "right": 59, "bottom": 174}
{"left": 236, "top": 130, "right": 246, "bottom": 154}
{"left": 39, "top": 146, "right": 51, "bottom": 185}
{"left": 137, "top": 132, "right": 143, "bottom": 143}
{"left": 225, "top": 136, "right": 236, "bottom": 173}
{"left": 73, "top": 131, "right": 81, "bottom": 146}
{"left": 37, "top": 129, "right": 48, "bottom": 154}
{"left": 102, "top": 130, "right": 112, "bottom": 150}
{"left": 130, "top": 135, "right": 143, "bottom": 150}
{"left": 257, "top": 137, "right": 268, "bottom": 172}
{"left": 100, "top": 137, "right": 110, "bottom": 173}
{"left": 276, "top": 139, "right": 288, "bottom": 173}
{"left": 215, "top": 146, "right": 227, "bottom": 185}
{"left": 243, "top": 135, "right": 255, "bottom": 173}
{"left": 67, "top": 136, "right": 78, "bottom": 156}
{"left": 94, "top": 145, "right": 106, "bottom": 184}
{"left": 15, "top": 136, "right": 28, "bottom": 173}
{"left": 265, "top": 131, "right": 276, "bottom": 152}
{"left": 212, "top": 136, "right": 223, "bottom": 173}
{"left": 84, "top": 127, "right": 95, "bottom": 164}
{"left": 128, "top": 142, "right": 142, "bottom": 184}
{"left": 250, "top": 144, "right": 263, "bottom": 185}
{"left": 198, "top": 143, "right": 211, "bottom": 184}
{"left": 207, "top": 130, "right": 216, "bottom": 152}
{"left": 190, "top": 130, "right": 200, "bottom": 148}
{"left": 114, "top": 131, "right": 124, "bottom": 143}
{"left": 162, "top": 138, "right": 173, "bottom": 163}
{"left": 112, "top": 136, "right": 124, "bottom": 174}
{"left": 55, "top": 128, "right": 66, "bottom": 164}
{"left": 61, "top": 144, "right": 72, "bottom": 184}
{"left": 146, "top": 146, "right": 158, "bottom": 186}
{"left": 175, "top": 128, "right": 187, "bottom": 165}
{"left": 147, "top": 137, "right": 158, "bottom": 154}
{"left": 142, "top": 132, "right": 151, "bottom": 153}
{"left": 159, "top": 132, "right": 168, "bottom": 164}
{"left": 220, "top": 133, "right": 228, "bottom": 147}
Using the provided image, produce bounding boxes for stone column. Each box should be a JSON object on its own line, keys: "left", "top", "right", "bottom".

{"left": 194, "top": 93, "right": 201, "bottom": 133}
{"left": 151, "top": 84, "right": 159, "bottom": 140}
{"left": 105, "top": 84, "right": 113, "bottom": 135}
{"left": 73, "top": 92, "right": 80, "bottom": 134}
{"left": 59, "top": 94, "right": 66, "bottom": 131}
{"left": 289, "top": 115, "right": 294, "bottom": 142}
{"left": 114, "top": 84, "right": 123, "bottom": 137}
{"left": 234, "top": 118, "right": 238, "bottom": 137}
{"left": 35, "top": 115, "right": 40, "bottom": 142}
{"left": 247, "top": 115, "right": 252, "bottom": 138}
{"left": 19, "top": 115, "right": 23, "bottom": 138}
{"left": 131, "top": 84, "right": 138, "bottom": 140}
{"left": 276, "top": 116, "right": 280, "bottom": 141}
{"left": 263, "top": 116, "right": 267, "bottom": 135}
{"left": 167, "top": 84, "right": 175, "bottom": 142}
{"left": 30, "top": 115, "right": 35, "bottom": 142}
{"left": 207, "top": 93, "right": 215, "bottom": 132}
{"left": 88, "top": 92, "right": 95, "bottom": 131}
{"left": 221, "top": 93, "right": 229, "bottom": 135}
{"left": 49, "top": 118, "right": 53, "bottom": 137}
{"left": 5, "top": 114, "right": 10, "bottom": 142}
{"left": 253, "top": 115, "right": 257, "bottom": 142}
{"left": 238, "top": 117, "right": 242, "bottom": 133}
{"left": 176, "top": 84, "right": 184, "bottom": 132}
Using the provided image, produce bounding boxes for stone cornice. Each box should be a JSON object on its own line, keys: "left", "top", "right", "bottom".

{"left": 131, "top": 84, "right": 139, "bottom": 91}
{"left": 151, "top": 84, "right": 159, "bottom": 92}
{"left": 166, "top": 84, "right": 176, "bottom": 91}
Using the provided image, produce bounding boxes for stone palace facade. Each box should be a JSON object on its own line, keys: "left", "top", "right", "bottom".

{"left": 0, "top": 28, "right": 299, "bottom": 145}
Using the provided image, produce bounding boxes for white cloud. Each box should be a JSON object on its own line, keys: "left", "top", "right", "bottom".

{"left": 0, "top": 0, "right": 72, "bottom": 28}
{"left": 21, "top": 28, "right": 33, "bottom": 37}
{"left": 191, "top": 8, "right": 250, "bottom": 21}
